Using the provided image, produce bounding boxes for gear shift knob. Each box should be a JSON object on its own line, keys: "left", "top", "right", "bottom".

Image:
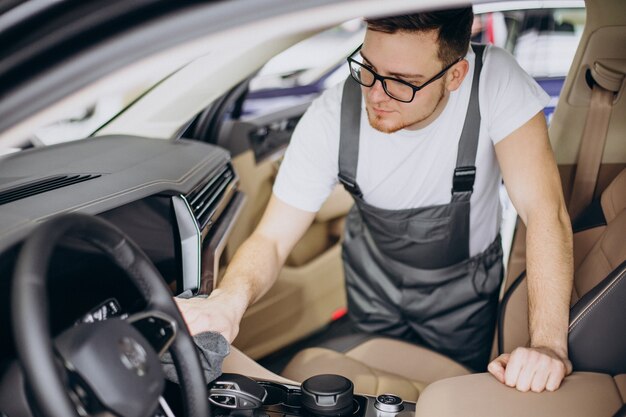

{"left": 301, "top": 374, "right": 354, "bottom": 416}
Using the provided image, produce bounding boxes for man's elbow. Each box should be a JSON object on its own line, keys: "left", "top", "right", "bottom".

{"left": 527, "top": 199, "right": 573, "bottom": 238}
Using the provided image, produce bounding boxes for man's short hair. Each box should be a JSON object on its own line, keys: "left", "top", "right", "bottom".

{"left": 365, "top": 7, "right": 474, "bottom": 66}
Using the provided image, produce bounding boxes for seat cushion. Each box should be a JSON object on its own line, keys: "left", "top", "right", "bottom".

{"left": 414, "top": 372, "right": 625, "bottom": 417}
{"left": 281, "top": 338, "right": 471, "bottom": 402}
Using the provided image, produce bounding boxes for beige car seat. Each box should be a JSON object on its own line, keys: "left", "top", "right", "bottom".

{"left": 281, "top": 169, "right": 626, "bottom": 402}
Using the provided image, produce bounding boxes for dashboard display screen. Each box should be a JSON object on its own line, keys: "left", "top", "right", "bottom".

{"left": 77, "top": 298, "right": 126, "bottom": 324}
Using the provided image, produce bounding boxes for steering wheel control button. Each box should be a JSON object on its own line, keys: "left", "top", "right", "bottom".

{"left": 301, "top": 374, "right": 354, "bottom": 416}
{"left": 127, "top": 312, "right": 177, "bottom": 355}
{"left": 209, "top": 373, "right": 267, "bottom": 410}
{"left": 374, "top": 395, "right": 404, "bottom": 413}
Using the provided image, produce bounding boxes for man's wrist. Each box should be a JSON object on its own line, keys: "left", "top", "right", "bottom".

{"left": 530, "top": 342, "right": 566, "bottom": 356}
{"left": 208, "top": 287, "right": 248, "bottom": 318}
{"left": 530, "top": 338, "right": 568, "bottom": 356}
{"left": 529, "top": 344, "right": 572, "bottom": 373}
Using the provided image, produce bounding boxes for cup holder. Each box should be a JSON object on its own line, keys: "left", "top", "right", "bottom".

{"left": 259, "top": 382, "right": 302, "bottom": 408}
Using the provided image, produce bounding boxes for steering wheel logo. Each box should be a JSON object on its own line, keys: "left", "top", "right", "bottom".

{"left": 118, "top": 337, "right": 149, "bottom": 377}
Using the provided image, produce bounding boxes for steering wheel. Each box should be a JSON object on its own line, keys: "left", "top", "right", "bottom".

{"left": 11, "top": 213, "right": 210, "bottom": 417}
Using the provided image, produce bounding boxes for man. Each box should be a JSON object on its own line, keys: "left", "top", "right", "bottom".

{"left": 178, "top": 7, "right": 574, "bottom": 393}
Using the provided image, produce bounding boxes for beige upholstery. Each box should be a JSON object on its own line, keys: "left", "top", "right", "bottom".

{"left": 282, "top": 339, "right": 470, "bottom": 401}
{"left": 600, "top": 169, "right": 626, "bottom": 222}
{"left": 501, "top": 168, "right": 626, "bottom": 352}
{"left": 235, "top": 244, "right": 346, "bottom": 359}
{"left": 315, "top": 185, "right": 353, "bottom": 223}
{"left": 414, "top": 372, "right": 625, "bottom": 417}
{"left": 287, "top": 185, "right": 351, "bottom": 267}
{"left": 283, "top": 169, "right": 626, "bottom": 398}
{"left": 615, "top": 374, "right": 626, "bottom": 402}
{"left": 573, "top": 225, "right": 606, "bottom": 270}
{"left": 223, "top": 346, "right": 297, "bottom": 385}
{"left": 287, "top": 222, "right": 335, "bottom": 267}
{"left": 229, "top": 150, "right": 350, "bottom": 358}
{"left": 573, "top": 210, "right": 626, "bottom": 300}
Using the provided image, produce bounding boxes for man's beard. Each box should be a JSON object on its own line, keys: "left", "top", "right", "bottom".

{"left": 366, "top": 85, "right": 446, "bottom": 134}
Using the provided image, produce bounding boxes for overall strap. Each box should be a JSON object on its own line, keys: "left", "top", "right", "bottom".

{"left": 452, "top": 44, "right": 486, "bottom": 196}
{"left": 338, "top": 77, "right": 364, "bottom": 198}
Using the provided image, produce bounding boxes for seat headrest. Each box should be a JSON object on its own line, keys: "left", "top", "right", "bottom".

{"left": 601, "top": 169, "right": 626, "bottom": 222}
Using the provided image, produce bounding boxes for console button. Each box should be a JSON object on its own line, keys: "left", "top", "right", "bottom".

{"left": 208, "top": 373, "right": 266, "bottom": 410}
{"left": 374, "top": 395, "right": 403, "bottom": 413}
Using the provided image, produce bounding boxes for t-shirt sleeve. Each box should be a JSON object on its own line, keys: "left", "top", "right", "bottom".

{"left": 272, "top": 83, "right": 342, "bottom": 212}
{"left": 481, "top": 45, "right": 551, "bottom": 144}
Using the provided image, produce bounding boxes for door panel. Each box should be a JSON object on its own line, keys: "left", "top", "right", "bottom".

{"left": 234, "top": 243, "right": 347, "bottom": 359}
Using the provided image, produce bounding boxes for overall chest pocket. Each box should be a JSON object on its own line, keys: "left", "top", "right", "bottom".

{"left": 405, "top": 216, "right": 451, "bottom": 243}
{"left": 362, "top": 206, "right": 452, "bottom": 244}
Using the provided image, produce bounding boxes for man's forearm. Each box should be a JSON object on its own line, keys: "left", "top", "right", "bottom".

{"left": 210, "top": 232, "right": 283, "bottom": 323}
{"left": 525, "top": 205, "right": 573, "bottom": 357}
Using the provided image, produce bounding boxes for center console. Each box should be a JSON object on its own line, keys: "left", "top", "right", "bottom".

{"left": 208, "top": 374, "right": 415, "bottom": 417}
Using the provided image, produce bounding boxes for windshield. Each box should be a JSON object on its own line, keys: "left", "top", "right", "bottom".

{"left": 0, "top": 60, "right": 186, "bottom": 155}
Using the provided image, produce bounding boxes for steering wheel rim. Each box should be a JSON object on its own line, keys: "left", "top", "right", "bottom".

{"left": 11, "top": 212, "right": 209, "bottom": 417}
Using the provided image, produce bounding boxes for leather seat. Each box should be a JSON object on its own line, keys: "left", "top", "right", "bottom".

{"left": 282, "top": 169, "right": 626, "bottom": 402}
{"left": 282, "top": 338, "right": 470, "bottom": 401}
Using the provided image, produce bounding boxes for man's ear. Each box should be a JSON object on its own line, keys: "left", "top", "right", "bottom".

{"left": 446, "top": 59, "right": 470, "bottom": 92}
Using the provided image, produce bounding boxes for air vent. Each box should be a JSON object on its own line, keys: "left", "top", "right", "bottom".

{"left": 186, "top": 164, "right": 236, "bottom": 230}
{"left": 0, "top": 174, "right": 102, "bottom": 205}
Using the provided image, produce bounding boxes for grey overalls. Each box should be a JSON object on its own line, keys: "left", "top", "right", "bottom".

{"left": 338, "top": 45, "right": 503, "bottom": 371}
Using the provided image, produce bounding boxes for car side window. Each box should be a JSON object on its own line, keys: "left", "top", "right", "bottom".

{"left": 512, "top": 8, "right": 586, "bottom": 78}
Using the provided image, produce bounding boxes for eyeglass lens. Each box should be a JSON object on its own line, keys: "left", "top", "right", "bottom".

{"left": 350, "top": 62, "right": 415, "bottom": 102}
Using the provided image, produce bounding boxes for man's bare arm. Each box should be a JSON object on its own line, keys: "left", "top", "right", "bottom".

{"left": 176, "top": 194, "right": 316, "bottom": 340}
{"left": 488, "top": 111, "right": 574, "bottom": 392}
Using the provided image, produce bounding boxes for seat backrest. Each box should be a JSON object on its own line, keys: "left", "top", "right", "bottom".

{"left": 498, "top": 168, "right": 626, "bottom": 355}
{"left": 572, "top": 169, "right": 626, "bottom": 301}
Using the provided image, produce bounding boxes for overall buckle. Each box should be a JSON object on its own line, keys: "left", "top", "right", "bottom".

{"left": 338, "top": 173, "right": 363, "bottom": 198}
{"left": 452, "top": 166, "right": 476, "bottom": 194}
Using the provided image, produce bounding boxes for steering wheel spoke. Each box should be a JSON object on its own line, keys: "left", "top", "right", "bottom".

{"left": 56, "top": 357, "right": 106, "bottom": 417}
{"left": 126, "top": 310, "right": 178, "bottom": 356}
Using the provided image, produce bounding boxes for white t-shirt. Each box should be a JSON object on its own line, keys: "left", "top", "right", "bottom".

{"left": 273, "top": 45, "right": 550, "bottom": 256}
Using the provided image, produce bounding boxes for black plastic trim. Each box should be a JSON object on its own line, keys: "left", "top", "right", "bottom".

{"left": 0, "top": 174, "right": 101, "bottom": 205}
{"left": 568, "top": 260, "right": 626, "bottom": 375}
{"left": 186, "top": 164, "right": 236, "bottom": 231}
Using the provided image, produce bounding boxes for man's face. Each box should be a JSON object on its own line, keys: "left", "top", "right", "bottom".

{"left": 360, "top": 29, "right": 452, "bottom": 133}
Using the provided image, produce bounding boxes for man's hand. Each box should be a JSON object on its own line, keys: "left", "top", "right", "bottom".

{"left": 175, "top": 289, "right": 247, "bottom": 342}
{"left": 488, "top": 346, "right": 573, "bottom": 392}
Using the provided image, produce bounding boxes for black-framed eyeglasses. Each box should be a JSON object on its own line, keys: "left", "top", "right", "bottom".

{"left": 347, "top": 44, "right": 462, "bottom": 103}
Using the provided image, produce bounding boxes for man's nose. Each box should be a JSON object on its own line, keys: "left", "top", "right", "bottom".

{"left": 366, "top": 79, "right": 389, "bottom": 103}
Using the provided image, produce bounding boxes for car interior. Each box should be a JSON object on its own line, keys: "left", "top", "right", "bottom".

{"left": 0, "top": 0, "right": 624, "bottom": 416}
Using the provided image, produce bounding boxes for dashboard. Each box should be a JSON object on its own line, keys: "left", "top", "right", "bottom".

{"left": 0, "top": 135, "right": 245, "bottom": 409}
